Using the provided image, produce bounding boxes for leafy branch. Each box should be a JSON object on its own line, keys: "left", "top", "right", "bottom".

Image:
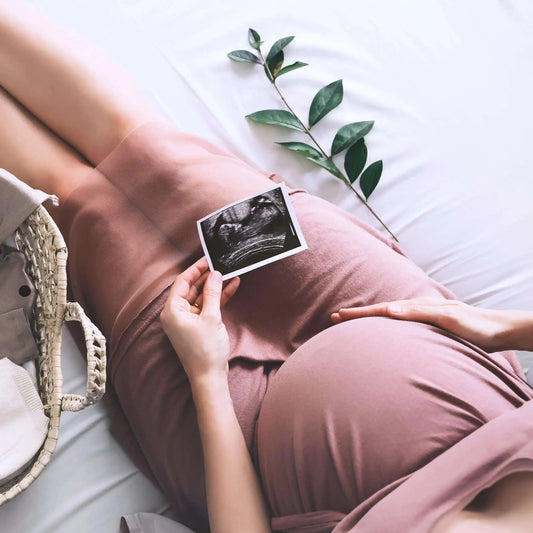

{"left": 228, "top": 28, "right": 397, "bottom": 242}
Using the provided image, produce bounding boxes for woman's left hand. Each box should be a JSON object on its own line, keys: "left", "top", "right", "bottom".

{"left": 160, "top": 257, "right": 240, "bottom": 386}
{"left": 330, "top": 298, "right": 518, "bottom": 352}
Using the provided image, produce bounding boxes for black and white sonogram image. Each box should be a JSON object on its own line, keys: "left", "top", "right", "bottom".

{"left": 197, "top": 184, "right": 307, "bottom": 279}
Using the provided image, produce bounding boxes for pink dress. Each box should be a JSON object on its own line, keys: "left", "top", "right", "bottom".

{"left": 57, "top": 122, "right": 533, "bottom": 532}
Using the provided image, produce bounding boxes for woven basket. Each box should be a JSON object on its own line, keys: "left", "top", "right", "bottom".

{"left": 0, "top": 204, "right": 106, "bottom": 505}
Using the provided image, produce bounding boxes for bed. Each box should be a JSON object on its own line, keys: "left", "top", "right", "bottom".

{"left": 1, "top": 0, "right": 532, "bottom": 531}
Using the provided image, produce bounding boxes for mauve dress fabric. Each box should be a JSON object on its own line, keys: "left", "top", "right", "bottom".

{"left": 57, "top": 122, "right": 533, "bottom": 533}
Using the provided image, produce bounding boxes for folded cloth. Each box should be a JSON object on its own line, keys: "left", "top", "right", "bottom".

{"left": 0, "top": 168, "right": 58, "bottom": 243}
{"left": 0, "top": 358, "right": 49, "bottom": 483}
{"left": 0, "top": 245, "right": 38, "bottom": 364}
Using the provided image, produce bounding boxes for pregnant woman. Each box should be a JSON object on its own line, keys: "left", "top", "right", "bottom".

{"left": 1, "top": 2, "right": 532, "bottom": 532}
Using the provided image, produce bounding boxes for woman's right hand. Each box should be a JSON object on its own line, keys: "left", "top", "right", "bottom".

{"left": 331, "top": 298, "right": 526, "bottom": 352}
{"left": 160, "top": 257, "right": 240, "bottom": 387}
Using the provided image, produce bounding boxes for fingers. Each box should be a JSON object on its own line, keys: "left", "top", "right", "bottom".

{"left": 199, "top": 273, "right": 241, "bottom": 317}
{"left": 221, "top": 277, "right": 240, "bottom": 308}
{"left": 166, "top": 257, "right": 209, "bottom": 309}
{"left": 188, "top": 270, "right": 209, "bottom": 306}
{"left": 331, "top": 298, "right": 456, "bottom": 325}
{"left": 192, "top": 276, "right": 240, "bottom": 309}
{"left": 166, "top": 257, "right": 240, "bottom": 318}
{"left": 393, "top": 300, "right": 462, "bottom": 330}
{"left": 331, "top": 302, "right": 398, "bottom": 323}
{"left": 201, "top": 271, "right": 223, "bottom": 319}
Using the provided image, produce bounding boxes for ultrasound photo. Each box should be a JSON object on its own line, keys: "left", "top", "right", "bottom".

{"left": 197, "top": 183, "right": 307, "bottom": 279}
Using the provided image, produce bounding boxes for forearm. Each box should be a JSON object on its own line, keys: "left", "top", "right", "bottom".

{"left": 191, "top": 375, "right": 271, "bottom": 533}
{"left": 497, "top": 309, "right": 533, "bottom": 352}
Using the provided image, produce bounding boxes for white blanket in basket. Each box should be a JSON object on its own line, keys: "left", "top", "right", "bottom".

{"left": 0, "top": 359, "right": 48, "bottom": 483}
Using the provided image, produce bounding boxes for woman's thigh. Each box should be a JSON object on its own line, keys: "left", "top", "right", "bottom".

{"left": 0, "top": 85, "right": 91, "bottom": 205}
{"left": 256, "top": 317, "right": 533, "bottom": 530}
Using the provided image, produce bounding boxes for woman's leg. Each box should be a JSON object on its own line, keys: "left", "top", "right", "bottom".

{"left": 0, "top": 85, "right": 92, "bottom": 206}
{"left": 0, "top": 0, "right": 159, "bottom": 167}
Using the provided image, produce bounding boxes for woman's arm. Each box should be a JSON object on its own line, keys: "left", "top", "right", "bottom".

{"left": 160, "top": 257, "right": 271, "bottom": 533}
{"left": 192, "top": 376, "right": 271, "bottom": 533}
{"left": 331, "top": 298, "right": 533, "bottom": 353}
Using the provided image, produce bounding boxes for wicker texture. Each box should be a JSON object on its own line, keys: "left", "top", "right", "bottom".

{"left": 0, "top": 205, "right": 106, "bottom": 505}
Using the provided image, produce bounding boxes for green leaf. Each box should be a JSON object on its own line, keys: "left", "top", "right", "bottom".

{"left": 276, "top": 141, "right": 322, "bottom": 159}
{"left": 360, "top": 160, "right": 383, "bottom": 199}
{"left": 248, "top": 28, "right": 262, "bottom": 49}
{"left": 266, "top": 36, "right": 294, "bottom": 62}
{"left": 306, "top": 156, "right": 346, "bottom": 182}
{"left": 246, "top": 110, "right": 305, "bottom": 132}
{"left": 266, "top": 51, "right": 284, "bottom": 78}
{"left": 227, "top": 50, "right": 261, "bottom": 64}
{"left": 331, "top": 121, "right": 374, "bottom": 155}
{"left": 276, "top": 61, "right": 308, "bottom": 78}
{"left": 344, "top": 139, "right": 367, "bottom": 183}
{"left": 308, "top": 79, "right": 343, "bottom": 127}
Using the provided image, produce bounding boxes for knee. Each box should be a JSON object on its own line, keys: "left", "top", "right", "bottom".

{"left": 32, "top": 160, "right": 92, "bottom": 243}
{"left": 85, "top": 105, "right": 162, "bottom": 165}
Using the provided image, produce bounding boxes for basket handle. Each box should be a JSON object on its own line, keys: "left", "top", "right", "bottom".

{"left": 60, "top": 302, "right": 107, "bottom": 412}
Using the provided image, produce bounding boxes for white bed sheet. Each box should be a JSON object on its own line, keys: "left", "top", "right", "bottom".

{"left": 1, "top": 1, "right": 532, "bottom": 531}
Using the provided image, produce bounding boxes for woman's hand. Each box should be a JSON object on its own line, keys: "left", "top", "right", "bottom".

{"left": 160, "top": 257, "right": 240, "bottom": 386}
{"left": 331, "top": 298, "right": 521, "bottom": 352}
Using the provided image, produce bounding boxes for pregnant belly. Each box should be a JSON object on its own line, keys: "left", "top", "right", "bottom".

{"left": 255, "top": 317, "right": 528, "bottom": 524}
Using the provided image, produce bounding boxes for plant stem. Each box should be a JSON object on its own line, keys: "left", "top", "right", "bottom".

{"left": 347, "top": 184, "right": 398, "bottom": 242}
{"left": 259, "top": 50, "right": 326, "bottom": 156}
{"left": 272, "top": 82, "right": 327, "bottom": 155}
{"left": 259, "top": 49, "right": 398, "bottom": 242}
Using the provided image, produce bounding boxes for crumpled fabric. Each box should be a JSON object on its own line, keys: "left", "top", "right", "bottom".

{"left": 0, "top": 245, "right": 39, "bottom": 364}
{"left": 0, "top": 168, "right": 58, "bottom": 243}
{"left": 0, "top": 168, "right": 56, "bottom": 364}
